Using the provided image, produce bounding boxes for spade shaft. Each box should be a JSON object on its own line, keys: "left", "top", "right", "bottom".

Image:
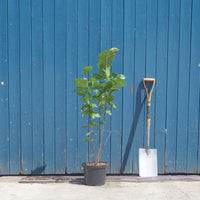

{"left": 143, "top": 78, "right": 155, "bottom": 154}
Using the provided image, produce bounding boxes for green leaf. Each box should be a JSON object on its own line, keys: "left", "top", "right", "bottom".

{"left": 89, "top": 154, "right": 94, "bottom": 158}
{"left": 107, "top": 94, "right": 114, "bottom": 102}
{"left": 91, "top": 103, "right": 97, "bottom": 108}
{"left": 93, "top": 73, "right": 105, "bottom": 80}
{"left": 86, "top": 131, "right": 93, "bottom": 136}
{"left": 93, "top": 89, "right": 99, "bottom": 93}
{"left": 97, "top": 48, "right": 119, "bottom": 79}
{"left": 72, "top": 87, "right": 80, "bottom": 93}
{"left": 90, "top": 77, "right": 96, "bottom": 82}
{"left": 110, "top": 102, "right": 117, "bottom": 109}
{"left": 119, "top": 74, "right": 125, "bottom": 80}
{"left": 110, "top": 47, "right": 119, "bottom": 54}
{"left": 114, "top": 79, "right": 125, "bottom": 87}
{"left": 83, "top": 66, "right": 92, "bottom": 76}
{"left": 80, "top": 78, "right": 89, "bottom": 87}
{"left": 94, "top": 113, "right": 101, "bottom": 118}
{"left": 100, "top": 120, "right": 105, "bottom": 125}
{"left": 82, "top": 109, "right": 89, "bottom": 117}
{"left": 81, "top": 103, "right": 89, "bottom": 111}
{"left": 91, "top": 121, "right": 98, "bottom": 127}
{"left": 77, "top": 91, "right": 85, "bottom": 96}
{"left": 91, "top": 113, "right": 101, "bottom": 119}
{"left": 91, "top": 82, "right": 106, "bottom": 89}
{"left": 110, "top": 88, "right": 120, "bottom": 92}
{"left": 111, "top": 72, "right": 118, "bottom": 78}
{"left": 106, "top": 110, "right": 112, "bottom": 115}
{"left": 82, "top": 124, "right": 89, "bottom": 128}
{"left": 73, "top": 78, "right": 82, "bottom": 85}
{"left": 74, "top": 78, "right": 88, "bottom": 87}
{"left": 83, "top": 137, "right": 90, "bottom": 142}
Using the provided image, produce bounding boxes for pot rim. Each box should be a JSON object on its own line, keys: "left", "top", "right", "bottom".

{"left": 82, "top": 162, "right": 108, "bottom": 168}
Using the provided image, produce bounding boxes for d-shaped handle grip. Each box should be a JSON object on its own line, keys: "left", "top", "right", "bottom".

{"left": 143, "top": 78, "right": 155, "bottom": 102}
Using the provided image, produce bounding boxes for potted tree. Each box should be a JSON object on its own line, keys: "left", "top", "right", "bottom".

{"left": 73, "top": 47, "right": 125, "bottom": 186}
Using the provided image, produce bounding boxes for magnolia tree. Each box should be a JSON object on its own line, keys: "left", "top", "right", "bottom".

{"left": 73, "top": 48, "right": 125, "bottom": 164}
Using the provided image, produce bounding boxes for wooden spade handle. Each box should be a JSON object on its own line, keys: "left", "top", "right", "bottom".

{"left": 143, "top": 78, "right": 155, "bottom": 102}
{"left": 143, "top": 78, "right": 155, "bottom": 127}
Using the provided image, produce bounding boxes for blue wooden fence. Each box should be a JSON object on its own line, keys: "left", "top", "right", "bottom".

{"left": 0, "top": 0, "right": 199, "bottom": 174}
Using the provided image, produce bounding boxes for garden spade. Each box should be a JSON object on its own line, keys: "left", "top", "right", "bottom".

{"left": 139, "top": 78, "right": 157, "bottom": 177}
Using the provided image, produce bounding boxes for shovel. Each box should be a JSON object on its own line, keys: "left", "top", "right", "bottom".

{"left": 139, "top": 78, "right": 157, "bottom": 177}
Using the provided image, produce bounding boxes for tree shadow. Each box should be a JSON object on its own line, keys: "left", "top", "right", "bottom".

{"left": 120, "top": 81, "right": 145, "bottom": 173}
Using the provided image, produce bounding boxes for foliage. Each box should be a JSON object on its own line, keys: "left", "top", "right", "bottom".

{"left": 73, "top": 47, "right": 125, "bottom": 163}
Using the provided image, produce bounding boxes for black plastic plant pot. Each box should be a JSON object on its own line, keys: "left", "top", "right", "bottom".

{"left": 82, "top": 162, "right": 108, "bottom": 186}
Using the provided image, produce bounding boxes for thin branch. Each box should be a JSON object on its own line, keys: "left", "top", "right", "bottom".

{"left": 96, "top": 102, "right": 107, "bottom": 163}
{"left": 100, "top": 130, "right": 112, "bottom": 159}
{"left": 89, "top": 113, "right": 95, "bottom": 162}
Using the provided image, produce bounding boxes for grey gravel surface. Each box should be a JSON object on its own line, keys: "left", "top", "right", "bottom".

{"left": 0, "top": 176, "right": 199, "bottom": 200}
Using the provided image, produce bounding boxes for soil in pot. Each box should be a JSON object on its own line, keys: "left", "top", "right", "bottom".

{"left": 82, "top": 162, "right": 108, "bottom": 186}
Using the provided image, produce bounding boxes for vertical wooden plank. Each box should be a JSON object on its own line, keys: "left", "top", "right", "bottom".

{"left": 199, "top": 50, "right": 200, "bottom": 173}
{"left": 43, "top": 0, "right": 55, "bottom": 174}
{"left": 199, "top": 85, "right": 200, "bottom": 172}
{"left": 101, "top": 0, "right": 112, "bottom": 50}
{"left": 100, "top": 1, "right": 111, "bottom": 167}
{"left": 77, "top": 0, "right": 89, "bottom": 172}
{"left": 55, "top": 0, "right": 66, "bottom": 174}
{"left": 199, "top": 65, "right": 200, "bottom": 173}
{"left": 0, "top": 0, "right": 9, "bottom": 174}
{"left": 110, "top": 0, "right": 124, "bottom": 173}
{"left": 8, "top": 0, "right": 21, "bottom": 174}
{"left": 155, "top": 0, "right": 169, "bottom": 173}
{"left": 32, "top": 0, "right": 44, "bottom": 174}
{"left": 132, "top": 0, "right": 146, "bottom": 173}
{"left": 88, "top": 0, "right": 101, "bottom": 163}
{"left": 19, "top": 0, "right": 32, "bottom": 174}
{"left": 176, "top": 0, "right": 192, "bottom": 173}
{"left": 145, "top": 0, "right": 157, "bottom": 151}
{"left": 165, "top": 0, "right": 180, "bottom": 173}
{"left": 187, "top": 0, "right": 200, "bottom": 173}
{"left": 100, "top": 0, "right": 112, "bottom": 172}
{"left": 89, "top": 0, "right": 101, "bottom": 75}
{"left": 66, "top": 0, "right": 78, "bottom": 173}
{"left": 121, "top": 0, "right": 135, "bottom": 174}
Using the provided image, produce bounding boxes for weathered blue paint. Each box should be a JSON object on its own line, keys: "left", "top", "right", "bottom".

{"left": 100, "top": 0, "right": 112, "bottom": 173}
{"left": 43, "top": 0, "right": 55, "bottom": 174}
{"left": 55, "top": 0, "right": 66, "bottom": 174}
{"left": 165, "top": 0, "right": 180, "bottom": 173}
{"left": 132, "top": 0, "right": 146, "bottom": 173}
{"left": 145, "top": 0, "right": 157, "bottom": 151}
{"left": 32, "top": 0, "right": 44, "bottom": 175}
{"left": 155, "top": 0, "right": 169, "bottom": 173}
{"left": 110, "top": 0, "right": 124, "bottom": 174}
{"left": 176, "top": 0, "right": 192, "bottom": 173}
{"left": 20, "top": 0, "right": 32, "bottom": 174}
{"left": 0, "top": 0, "right": 199, "bottom": 175}
{"left": 8, "top": 0, "right": 21, "bottom": 174}
{"left": 0, "top": 0, "right": 9, "bottom": 174}
{"left": 66, "top": 0, "right": 79, "bottom": 173}
{"left": 122, "top": 0, "right": 135, "bottom": 174}
{"left": 187, "top": 0, "right": 200, "bottom": 173}
{"left": 77, "top": 0, "right": 89, "bottom": 172}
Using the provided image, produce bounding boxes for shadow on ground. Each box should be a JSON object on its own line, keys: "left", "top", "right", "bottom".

{"left": 69, "top": 178, "right": 85, "bottom": 185}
